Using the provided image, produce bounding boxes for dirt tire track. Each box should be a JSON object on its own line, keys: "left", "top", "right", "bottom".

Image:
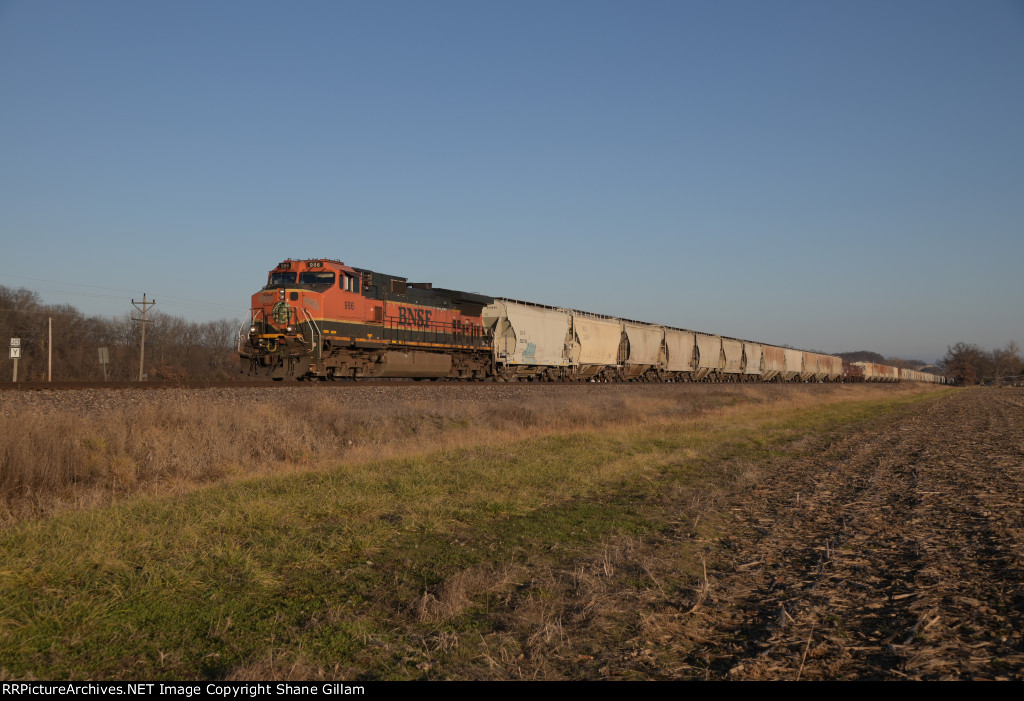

{"left": 674, "top": 389, "right": 1024, "bottom": 680}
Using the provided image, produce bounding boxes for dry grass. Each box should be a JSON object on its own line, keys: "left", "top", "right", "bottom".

{"left": 0, "top": 382, "right": 935, "bottom": 525}
{"left": 0, "top": 381, "right": 956, "bottom": 680}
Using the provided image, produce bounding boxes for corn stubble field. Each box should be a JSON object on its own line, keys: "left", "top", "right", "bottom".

{"left": 1, "top": 382, "right": 1022, "bottom": 681}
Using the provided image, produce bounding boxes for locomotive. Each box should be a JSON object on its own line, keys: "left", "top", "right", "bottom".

{"left": 238, "top": 258, "right": 945, "bottom": 384}
{"left": 240, "top": 258, "right": 492, "bottom": 380}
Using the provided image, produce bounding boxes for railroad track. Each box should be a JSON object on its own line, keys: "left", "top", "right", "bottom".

{"left": 0, "top": 380, "right": 273, "bottom": 391}
{"left": 0, "top": 378, "right": 494, "bottom": 391}
{"left": 0, "top": 376, "right": 925, "bottom": 392}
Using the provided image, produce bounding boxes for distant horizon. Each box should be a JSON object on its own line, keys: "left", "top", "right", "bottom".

{"left": 0, "top": 277, "right": 986, "bottom": 367}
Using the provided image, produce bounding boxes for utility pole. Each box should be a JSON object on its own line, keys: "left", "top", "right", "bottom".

{"left": 132, "top": 293, "right": 156, "bottom": 382}
{"left": 48, "top": 317, "right": 52, "bottom": 382}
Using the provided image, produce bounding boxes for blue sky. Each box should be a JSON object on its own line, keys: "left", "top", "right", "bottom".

{"left": 1, "top": 0, "right": 1021, "bottom": 362}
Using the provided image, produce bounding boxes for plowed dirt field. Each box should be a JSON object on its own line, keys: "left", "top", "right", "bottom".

{"left": 597, "top": 388, "right": 1024, "bottom": 680}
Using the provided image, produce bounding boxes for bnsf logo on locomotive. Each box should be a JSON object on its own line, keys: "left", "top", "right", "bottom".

{"left": 272, "top": 301, "right": 293, "bottom": 324}
{"left": 398, "top": 306, "right": 433, "bottom": 328}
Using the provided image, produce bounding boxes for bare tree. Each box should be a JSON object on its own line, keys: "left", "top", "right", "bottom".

{"left": 942, "top": 342, "right": 986, "bottom": 385}
{"left": 991, "top": 341, "right": 1023, "bottom": 385}
{"left": 0, "top": 285, "right": 242, "bottom": 381}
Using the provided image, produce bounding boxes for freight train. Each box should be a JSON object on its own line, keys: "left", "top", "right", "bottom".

{"left": 238, "top": 258, "right": 946, "bottom": 385}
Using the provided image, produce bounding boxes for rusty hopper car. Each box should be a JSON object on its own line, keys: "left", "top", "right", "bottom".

{"left": 239, "top": 258, "right": 946, "bottom": 385}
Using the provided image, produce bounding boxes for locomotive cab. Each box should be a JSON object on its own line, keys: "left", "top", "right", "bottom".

{"left": 244, "top": 259, "right": 368, "bottom": 379}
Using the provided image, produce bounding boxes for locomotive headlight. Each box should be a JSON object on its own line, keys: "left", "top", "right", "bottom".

{"left": 279, "top": 289, "right": 285, "bottom": 300}
{"left": 286, "top": 325, "right": 294, "bottom": 333}
{"left": 249, "top": 325, "right": 257, "bottom": 334}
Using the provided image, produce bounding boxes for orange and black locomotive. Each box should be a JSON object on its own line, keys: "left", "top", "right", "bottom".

{"left": 240, "top": 259, "right": 493, "bottom": 380}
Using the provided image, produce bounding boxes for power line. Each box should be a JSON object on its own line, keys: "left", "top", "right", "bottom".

{"left": 0, "top": 285, "right": 242, "bottom": 317}
{"left": 0, "top": 272, "right": 141, "bottom": 295}
{"left": 0, "top": 272, "right": 242, "bottom": 314}
{"left": 1, "top": 287, "right": 125, "bottom": 301}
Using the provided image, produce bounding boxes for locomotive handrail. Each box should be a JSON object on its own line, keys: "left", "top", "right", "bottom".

{"left": 300, "top": 308, "right": 322, "bottom": 362}
{"left": 237, "top": 309, "right": 265, "bottom": 354}
{"left": 236, "top": 318, "right": 248, "bottom": 355}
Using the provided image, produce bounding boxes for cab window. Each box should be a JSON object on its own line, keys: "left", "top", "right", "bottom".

{"left": 299, "top": 272, "right": 336, "bottom": 286}
{"left": 341, "top": 274, "right": 360, "bottom": 293}
{"left": 269, "top": 272, "right": 296, "bottom": 286}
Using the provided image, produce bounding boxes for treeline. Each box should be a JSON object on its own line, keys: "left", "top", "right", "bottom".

{"left": 0, "top": 286, "right": 241, "bottom": 382}
{"left": 4, "top": 284, "right": 1019, "bottom": 385}
{"left": 941, "top": 342, "right": 1023, "bottom": 386}
{"left": 838, "top": 346, "right": 1024, "bottom": 385}
{"left": 836, "top": 351, "right": 939, "bottom": 372}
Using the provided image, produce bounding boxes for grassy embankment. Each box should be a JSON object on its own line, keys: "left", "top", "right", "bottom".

{"left": 0, "top": 384, "right": 954, "bottom": 680}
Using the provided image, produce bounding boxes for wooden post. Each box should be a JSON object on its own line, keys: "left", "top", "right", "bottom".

{"left": 9, "top": 338, "right": 20, "bottom": 382}
{"left": 99, "top": 347, "right": 109, "bottom": 382}
{"left": 132, "top": 293, "right": 156, "bottom": 382}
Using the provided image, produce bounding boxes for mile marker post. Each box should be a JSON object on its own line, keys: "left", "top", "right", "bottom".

{"left": 10, "top": 338, "right": 21, "bottom": 382}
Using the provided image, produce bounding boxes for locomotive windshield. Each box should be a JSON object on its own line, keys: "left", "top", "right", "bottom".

{"left": 299, "top": 271, "right": 336, "bottom": 286}
{"left": 268, "top": 272, "right": 297, "bottom": 286}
